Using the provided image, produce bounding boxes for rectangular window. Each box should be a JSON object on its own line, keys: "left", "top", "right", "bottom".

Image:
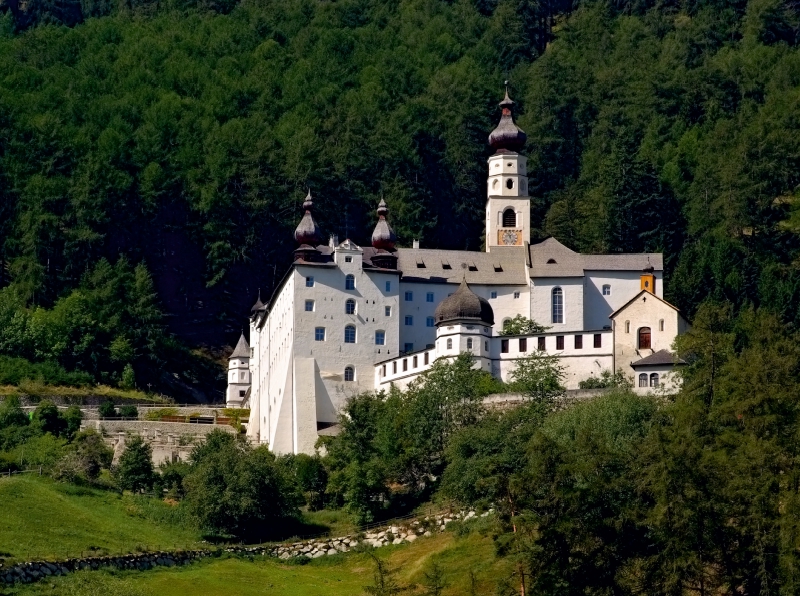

{"left": 345, "top": 256, "right": 353, "bottom": 263}
{"left": 426, "top": 292, "right": 434, "bottom": 303}
{"left": 304, "top": 300, "right": 314, "bottom": 312}
{"left": 382, "top": 364, "right": 386, "bottom": 377}
{"left": 239, "top": 390, "right": 246, "bottom": 397}
{"left": 574, "top": 334, "right": 583, "bottom": 349}
{"left": 403, "top": 359, "right": 408, "bottom": 372}
{"left": 392, "top": 362, "right": 397, "bottom": 374}
{"left": 413, "top": 355, "right": 418, "bottom": 368}
{"left": 385, "top": 306, "right": 391, "bottom": 316}
{"left": 306, "top": 276, "right": 314, "bottom": 287}
{"left": 405, "top": 316, "right": 413, "bottom": 326}
{"left": 490, "top": 291, "right": 497, "bottom": 299}
{"left": 375, "top": 331, "right": 385, "bottom": 346}
{"left": 385, "top": 281, "right": 391, "bottom": 292}
{"left": 424, "top": 352, "right": 429, "bottom": 365}
{"left": 501, "top": 339, "right": 509, "bottom": 353}
{"left": 594, "top": 333, "right": 602, "bottom": 348}
{"left": 405, "top": 291, "right": 413, "bottom": 301}
{"left": 404, "top": 343, "right": 413, "bottom": 353}
{"left": 519, "top": 338, "right": 527, "bottom": 352}
{"left": 538, "top": 337, "right": 546, "bottom": 351}
{"left": 426, "top": 317, "right": 434, "bottom": 327}
{"left": 556, "top": 335, "right": 564, "bottom": 350}
{"left": 314, "top": 327, "right": 325, "bottom": 341}
{"left": 602, "top": 284, "right": 611, "bottom": 296}
{"left": 514, "top": 291, "right": 520, "bottom": 299}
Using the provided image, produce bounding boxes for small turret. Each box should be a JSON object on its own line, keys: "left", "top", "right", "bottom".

{"left": 226, "top": 333, "right": 251, "bottom": 407}
{"left": 250, "top": 289, "right": 265, "bottom": 313}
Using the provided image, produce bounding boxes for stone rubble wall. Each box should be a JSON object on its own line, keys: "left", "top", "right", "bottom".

{"left": 0, "top": 508, "right": 492, "bottom": 585}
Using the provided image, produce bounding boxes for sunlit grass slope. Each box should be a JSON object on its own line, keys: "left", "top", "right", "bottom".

{"left": 0, "top": 475, "right": 201, "bottom": 562}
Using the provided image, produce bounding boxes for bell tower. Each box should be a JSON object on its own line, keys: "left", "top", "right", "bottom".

{"left": 485, "top": 85, "right": 530, "bottom": 252}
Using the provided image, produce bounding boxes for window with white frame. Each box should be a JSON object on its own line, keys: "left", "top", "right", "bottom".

{"left": 551, "top": 287, "right": 564, "bottom": 324}
{"left": 306, "top": 276, "right": 314, "bottom": 287}
{"left": 467, "top": 338, "right": 473, "bottom": 349}
{"left": 344, "top": 366, "right": 355, "bottom": 381}
{"left": 385, "top": 306, "right": 392, "bottom": 316}
{"left": 344, "top": 325, "right": 356, "bottom": 343}
{"left": 649, "top": 373, "right": 659, "bottom": 387}
{"left": 375, "top": 331, "right": 385, "bottom": 345}
{"left": 345, "top": 274, "right": 355, "bottom": 290}
{"left": 446, "top": 338, "right": 452, "bottom": 349}
{"left": 305, "top": 300, "right": 314, "bottom": 312}
{"left": 602, "top": 284, "right": 611, "bottom": 296}
{"left": 345, "top": 299, "right": 356, "bottom": 315}
{"left": 315, "top": 327, "right": 325, "bottom": 341}
{"left": 345, "top": 256, "right": 352, "bottom": 263}
{"left": 639, "top": 373, "right": 647, "bottom": 387}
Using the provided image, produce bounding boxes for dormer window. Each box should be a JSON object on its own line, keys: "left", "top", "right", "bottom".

{"left": 546, "top": 259, "right": 556, "bottom": 264}
{"left": 345, "top": 256, "right": 352, "bottom": 263}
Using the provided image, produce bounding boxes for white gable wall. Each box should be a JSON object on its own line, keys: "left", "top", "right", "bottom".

{"left": 583, "top": 271, "right": 663, "bottom": 331}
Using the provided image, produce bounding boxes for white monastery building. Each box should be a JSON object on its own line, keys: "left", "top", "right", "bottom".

{"left": 228, "top": 89, "right": 689, "bottom": 454}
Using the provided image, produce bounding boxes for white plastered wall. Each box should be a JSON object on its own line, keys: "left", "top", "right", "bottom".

{"left": 583, "top": 270, "right": 663, "bottom": 330}
{"left": 531, "top": 277, "right": 585, "bottom": 332}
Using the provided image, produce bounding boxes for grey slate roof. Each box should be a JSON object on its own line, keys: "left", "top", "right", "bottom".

{"left": 393, "top": 246, "right": 528, "bottom": 285}
{"left": 230, "top": 333, "right": 250, "bottom": 359}
{"left": 528, "top": 238, "right": 663, "bottom": 278}
{"left": 630, "top": 349, "right": 686, "bottom": 368}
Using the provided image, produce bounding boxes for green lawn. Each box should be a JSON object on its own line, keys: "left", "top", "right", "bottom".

{"left": 7, "top": 532, "right": 513, "bottom": 595}
{"left": 0, "top": 475, "right": 202, "bottom": 562}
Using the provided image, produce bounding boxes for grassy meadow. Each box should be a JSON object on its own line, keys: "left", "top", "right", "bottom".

{"left": 5, "top": 532, "right": 512, "bottom": 596}
{"left": 0, "top": 475, "right": 202, "bottom": 562}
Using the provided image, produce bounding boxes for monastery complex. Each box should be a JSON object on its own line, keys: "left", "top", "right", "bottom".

{"left": 227, "top": 89, "right": 689, "bottom": 455}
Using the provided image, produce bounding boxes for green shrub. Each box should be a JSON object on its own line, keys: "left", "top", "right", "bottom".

{"left": 118, "top": 405, "right": 138, "bottom": 419}
{"left": 0, "top": 356, "right": 93, "bottom": 388}
{"left": 98, "top": 399, "right": 117, "bottom": 419}
{"left": 115, "top": 436, "right": 154, "bottom": 493}
{"left": 144, "top": 407, "right": 178, "bottom": 421}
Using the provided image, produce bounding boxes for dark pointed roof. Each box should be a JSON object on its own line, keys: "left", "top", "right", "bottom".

{"left": 371, "top": 199, "right": 397, "bottom": 251}
{"left": 488, "top": 84, "right": 527, "bottom": 153}
{"left": 250, "top": 290, "right": 265, "bottom": 312}
{"left": 294, "top": 190, "right": 322, "bottom": 246}
{"left": 434, "top": 278, "right": 494, "bottom": 325}
{"left": 230, "top": 333, "right": 250, "bottom": 359}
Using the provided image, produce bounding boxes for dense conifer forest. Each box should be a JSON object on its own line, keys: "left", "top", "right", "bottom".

{"left": 0, "top": 0, "right": 799, "bottom": 392}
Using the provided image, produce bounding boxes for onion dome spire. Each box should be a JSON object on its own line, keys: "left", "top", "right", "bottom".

{"left": 371, "top": 198, "right": 397, "bottom": 251}
{"left": 434, "top": 277, "right": 495, "bottom": 326}
{"left": 488, "top": 82, "right": 527, "bottom": 153}
{"left": 294, "top": 190, "right": 322, "bottom": 246}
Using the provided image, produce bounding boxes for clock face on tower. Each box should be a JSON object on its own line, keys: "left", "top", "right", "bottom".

{"left": 501, "top": 230, "right": 519, "bottom": 245}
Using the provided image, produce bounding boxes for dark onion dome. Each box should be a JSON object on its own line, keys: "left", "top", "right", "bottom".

{"left": 488, "top": 85, "right": 527, "bottom": 153}
{"left": 434, "top": 278, "right": 495, "bottom": 326}
{"left": 250, "top": 290, "right": 265, "bottom": 312}
{"left": 371, "top": 198, "right": 397, "bottom": 251}
{"left": 294, "top": 190, "right": 322, "bottom": 246}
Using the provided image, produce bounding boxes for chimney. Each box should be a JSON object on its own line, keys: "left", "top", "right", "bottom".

{"left": 412, "top": 239, "right": 420, "bottom": 249}
{"left": 329, "top": 234, "right": 339, "bottom": 249}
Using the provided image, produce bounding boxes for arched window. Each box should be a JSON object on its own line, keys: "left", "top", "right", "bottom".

{"left": 638, "top": 327, "right": 651, "bottom": 350}
{"left": 502, "top": 208, "right": 516, "bottom": 228}
{"left": 503, "top": 318, "right": 512, "bottom": 331}
{"left": 625, "top": 320, "right": 630, "bottom": 334}
{"left": 344, "top": 325, "right": 356, "bottom": 343}
{"left": 345, "top": 299, "right": 356, "bottom": 315}
{"left": 659, "top": 319, "right": 665, "bottom": 332}
{"left": 344, "top": 366, "right": 355, "bottom": 382}
{"left": 649, "top": 373, "right": 659, "bottom": 387}
{"left": 446, "top": 338, "right": 452, "bottom": 350}
{"left": 467, "top": 338, "right": 473, "bottom": 350}
{"left": 638, "top": 373, "right": 647, "bottom": 387}
{"left": 345, "top": 274, "right": 355, "bottom": 290}
{"left": 551, "top": 287, "right": 564, "bottom": 324}
{"left": 506, "top": 178, "right": 513, "bottom": 189}
{"left": 492, "top": 179, "right": 499, "bottom": 189}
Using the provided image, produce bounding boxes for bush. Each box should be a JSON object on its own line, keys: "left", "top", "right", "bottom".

{"left": 144, "top": 407, "right": 178, "bottom": 421}
{"left": 116, "top": 436, "right": 154, "bottom": 492}
{"left": 31, "top": 400, "right": 66, "bottom": 436}
{"left": 0, "top": 356, "right": 93, "bottom": 387}
{"left": 118, "top": 405, "right": 138, "bottom": 419}
{"left": 98, "top": 399, "right": 117, "bottom": 419}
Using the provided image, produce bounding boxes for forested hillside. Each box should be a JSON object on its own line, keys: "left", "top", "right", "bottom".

{"left": 0, "top": 0, "right": 799, "bottom": 394}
